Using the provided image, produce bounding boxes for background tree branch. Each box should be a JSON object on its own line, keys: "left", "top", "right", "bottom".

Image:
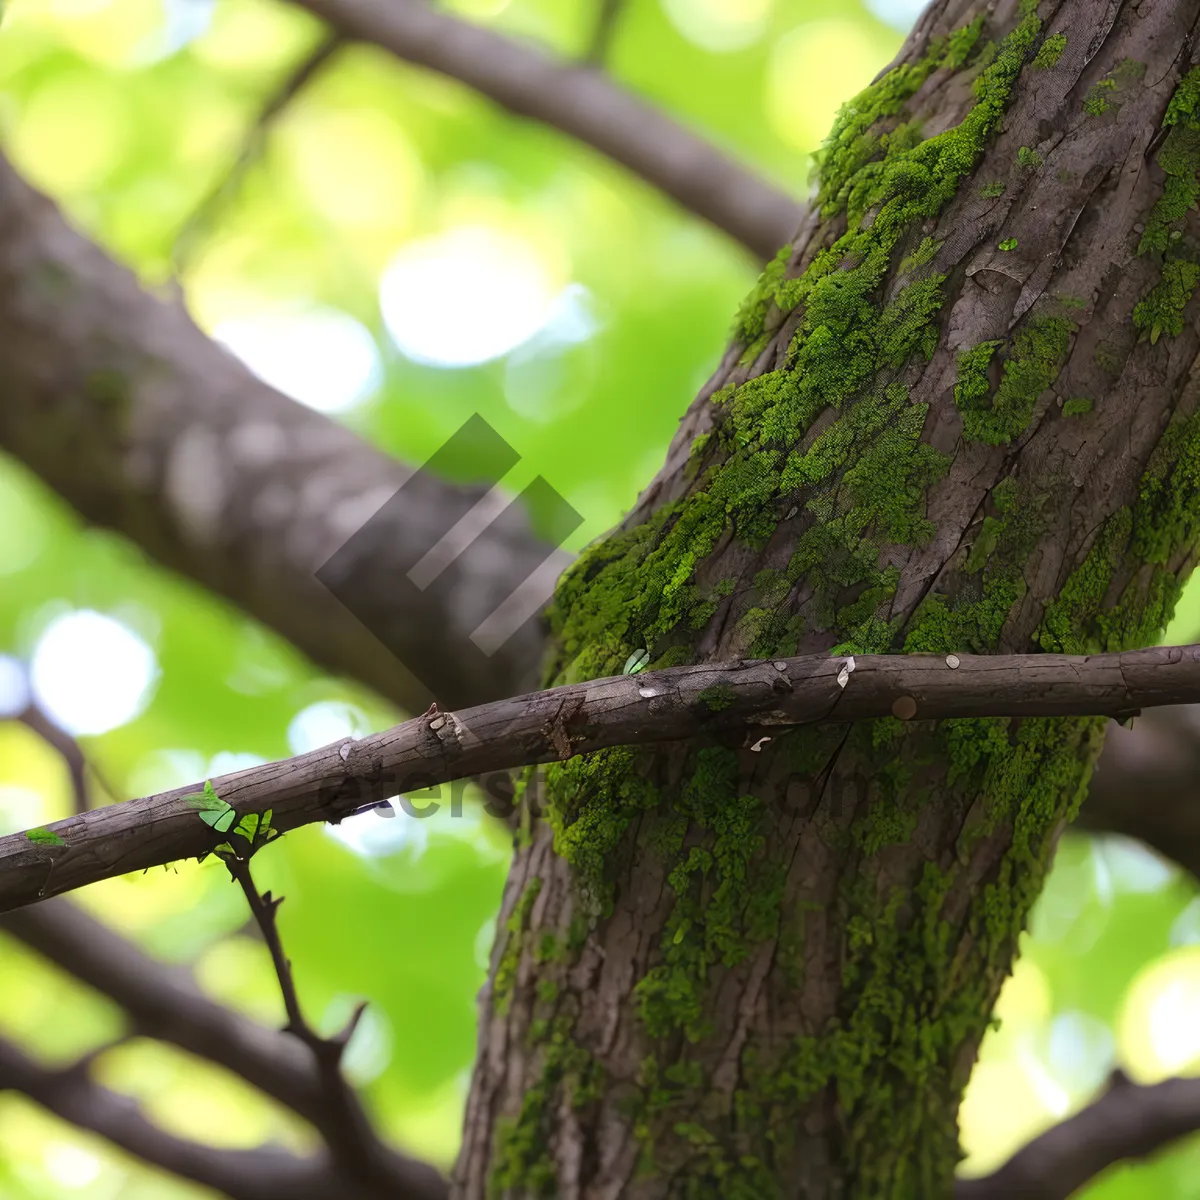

{"left": 1084, "top": 705, "right": 1200, "bottom": 877}
{"left": 957, "top": 1070, "right": 1200, "bottom": 1200}
{"left": 0, "top": 151, "right": 552, "bottom": 715}
{"left": 0, "top": 1031, "right": 442, "bottom": 1200}
{"left": 5, "top": 642, "right": 1200, "bottom": 912}
{"left": 171, "top": 32, "right": 344, "bottom": 274}
{"left": 289, "top": 0, "right": 804, "bottom": 258}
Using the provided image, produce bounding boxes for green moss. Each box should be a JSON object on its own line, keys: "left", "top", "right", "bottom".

{"left": 697, "top": 683, "right": 737, "bottom": 711}
{"left": 545, "top": 747, "right": 659, "bottom": 916}
{"left": 1133, "top": 68, "right": 1200, "bottom": 341}
{"left": 1032, "top": 32, "right": 1066, "bottom": 68}
{"left": 1016, "top": 146, "right": 1041, "bottom": 168}
{"left": 531, "top": 8, "right": 1085, "bottom": 1194}
{"left": 1132, "top": 409, "right": 1200, "bottom": 565}
{"left": 490, "top": 1009, "right": 601, "bottom": 1196}
{"left": 634, "top": 746, "right": 782, "bottom": 1042}
{"left": 1133, "top": 258, "right": 1200, "bottom": 342}
{"left": 954, "top": 318, "right": 1073, "bottom": 444}
{"left": 978, "top": 180, "right": 1006, "bottom": 197}
{"left": 1062, "top": 396, "right": 1093, "bottom": 416}
{"left": 1084, "top": 78, "right": 1116, "bottom": 115}
{"left": 493, "top": 877, "right": 542, "bottom": 1017}
{"left": 905, "top": 477, "right": 1048, "bottom": 655}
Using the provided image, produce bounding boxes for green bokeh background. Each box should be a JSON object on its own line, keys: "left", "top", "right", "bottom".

{"left": 0, "top": 0, "right": 1197, "bottom": 1194}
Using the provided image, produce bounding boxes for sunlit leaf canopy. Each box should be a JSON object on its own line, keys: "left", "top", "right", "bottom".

{"left": 0, "top": 0, "right": 1197, "bottom": 1194}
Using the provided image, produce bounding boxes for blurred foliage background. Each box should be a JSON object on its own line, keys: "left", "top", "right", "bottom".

{"left": 0, "top": 0, "right": 1197, "bottom": 1194}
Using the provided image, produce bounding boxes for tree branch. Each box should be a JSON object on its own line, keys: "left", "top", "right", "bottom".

{"left": 1083, "top": 704, "right": 1200, "bottom": 877}
{"left": 584, "top": 0, "right": 626, "bottom": 66}
{"left": 957, "top": 1070, "right": 1200, "bottom": 1200}
{"left": 172, "top": 32, "right": 343, "bottom": 274}
{"left": 288, "top": 0, "right": 803, "bottom": 258}
{"left": 0, "top": 899, "right": 446, "bottom": 1199}
{"left": 0, "top": 149, "right": 552, "bottom": 715}
{"left": 0, "top": 692, "right": 447, "bottom": 1199}
{"left": 4, "top": 642, "right": 1200, "bottom": 912}
{"left": 0, "top": 1033, "right": 431, "bottom": 1200}
{"left": 224, "top": 854, "right": 397, "bottom": 1187}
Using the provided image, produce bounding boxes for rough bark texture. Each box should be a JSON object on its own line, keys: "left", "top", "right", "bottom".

{"left": 0, "top": 154, "right": 552, "bottom": 714}
{"left": 456, "top": 2, "right": 1200, "bottom": 1196}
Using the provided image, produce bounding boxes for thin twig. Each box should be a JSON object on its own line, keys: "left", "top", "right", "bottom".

{"left": 7, "top": 641, "right": 1200, "bottom": 911}
{"left": 0, "top": 897, "right": 446, "bottom": 1197}
{"left": 957, "top": 1069, "right": 1200, "bottom": 1199}
{"left": 224, "top": 855, "right": 388, "bottom": 1184}
{"left": 172, "top": 32, "right": 342, "bottom": 274}
{"left": 584, "top": 0, "right": 626, "bottom": 65}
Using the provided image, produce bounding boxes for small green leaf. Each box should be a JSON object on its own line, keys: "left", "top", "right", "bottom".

{"left": 186, "top": 780, "right": 223, "bottom": 811}
{"left": 199, "top": 804, "right": 237, "bottom": 833}
{"left": 622, "top": 649, "right": 651, "bottom": 675}
{"left": 187, "top": 780, "right": 237, "bottom": 832}
{"left": 234, "top": 813, "right": 259, "bottom": 841}
{"left": 25, "top": 827, "right": 65, "bottom": 847}
{"left": 998, "top": 237, "right": 1019, "bottom": 251}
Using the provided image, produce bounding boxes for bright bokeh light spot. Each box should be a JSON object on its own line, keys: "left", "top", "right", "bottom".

{"left": 0, "top": 786, "right": 48, "bottom": 837}
{"left": 1172, "top": 897, "right": 1200, "bottom": 947}
{"left": 958, "top": 1056, "right": 1059, "bottom": 1175}
{"left": 504, "top": 284, "right": 601, "bottom": 421}
{"left": 191, "top": 0, "right": 313, "bottom": 70}
{"left": 30, "top": 610, "right": 158, "bottom": 737}
{"left": 1047, "top": 1011, "right": 1114, "bottom": 1096}
{"left": 322, "top": 995, "right": 393, "bottom": 1085}
{"left": 0, "top": 656, "right": 31, "bottom": 717}
{"left": 10, "top": 73, "right": 129, "bottom": 195}
{"left": 5, "top": 0, "right": 210, "bottom": 68}
{"left": 444, "top": 0, "right": 511, "bottom": 18}
{"left": 215, "top": 309, "right": 381, "bottom": 414}
{"left": 661, "top": 0, "right": 772, "bottom": 53}
{"left": 0, "top": 463, "right": 49, "bottom": 580}
{"left": 959, "top": 957, "right": 1059, "bottom": 1175}
{"left": 865, "top": 0, "right": 926, "bottom": 33}
{"left": 281, "top": 107, "right": 425, "bottom": 232}
{"left": 43, "top": 1142, "right": 103, "bottom": 1190}
{"left": 1117, "top": 947, "right": 1200, "bottom": 1081}
{"left": 1091, "top": 834, "right": 1175, "bottom": 900}
{"left": 992, "top": 955, "right": 1053, "bottom": 1028}
{"left": 324, "top": 806, "right": 429, "bottom": 860}
{"left": 474, "top": 916, "right": 497, "bottom": 970}
{"left": 380, "top": 226, "right": 563, "bottom": 368}
{"left": 766, "top": 20, "right": 887, "bottom": 150}
{"left": 287, "top": 701, "right": 373, "bottom": 755}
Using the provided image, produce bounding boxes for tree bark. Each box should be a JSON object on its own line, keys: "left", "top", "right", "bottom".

{"left": 455, "top": 1, "right": 1200, "bottom": 1196}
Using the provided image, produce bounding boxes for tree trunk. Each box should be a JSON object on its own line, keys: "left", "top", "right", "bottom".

{"left": 455, "top": 1, "right": 1200, "bottom": 1195}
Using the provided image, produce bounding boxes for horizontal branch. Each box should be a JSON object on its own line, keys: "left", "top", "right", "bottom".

{"left": 0, "top": 1034, "right": 406, "bottom": 1200}
{"left": 957, "top": 1070, "right": 1200, "bottom": 1199}
{"left": 290, "top": 0, "right": 803, "bottom": 258}
{"left": 3, "top": 642, "right": 1200, "bottom": 911}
